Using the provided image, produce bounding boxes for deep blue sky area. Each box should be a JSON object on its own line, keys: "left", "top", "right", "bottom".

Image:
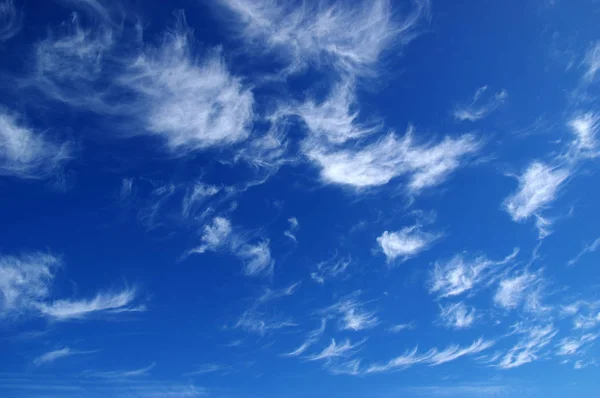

{"left": 1, "top": 1, "right": 600, "bottom": 397}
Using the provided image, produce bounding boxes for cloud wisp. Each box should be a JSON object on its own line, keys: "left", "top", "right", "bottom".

{"left": 282, "top": 319, "right": 327, "bottom": 357}
{"left": 0, "top": 252, "right": 143, "bottom": 321}
{"left": 320, "top": 292, "right": 379, "bottom": 331}
{"left": 429, "top": 248, "right": 519, "bottom": 299}
{"left": 453, "top": 86, "right": 508, "bottom": 122}
{"left": 0, "top": 0, "right": 21, "bottom": 41}
{"left": 186, "top": 216, "right": 274, "bottom": 277}
{"left": 34, "top": 347, "right": 98, "bottom": 366}
{"left": 216, "top": 0, "right": 430, "bottom": 77}
{"left": 0, "top": 108, "right": 73, "bottom": 180}
{"left": 366, "top": 338, "right": 494, "bottom": 374}
{"left": 377, "top": 224, "right": 440, "bottom": 263}
{"left": 438, "top": 302, "right": 477, "bottom": 329}
{"left": 496, "top": 324, "right": 557, "bottom": 369}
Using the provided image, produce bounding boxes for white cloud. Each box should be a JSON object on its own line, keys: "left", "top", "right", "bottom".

{"left": 0, "top": 252, "right": 60, "bottom": 317}
{"left": 0, "top": 252, "right": 143, "bottom": 321}
{"left": 185, "top": 364, "right": 230, "bottom": 376}
{"left": 234, "top": 309, "right": 295, "bottom": 335}
{"left": 237, "top": 240, "right": 274, "bottom": 277}
{"left": 365, "top": 338, "right": 494, "bottom": 373}
{"left": 494, "top": 271, "right": 541, "bottom": 310}
{"left": 276, "top": 80, "right": 379, "bottom": 145}
{"left": 386, "top": 323, "right": 415, "bottom": 333}
{"left": 311, "top": 254, "right": 352, "bottom": 284}
{"left": 573, "top": 313, "right": 600, "bottom": 330}
{"left": 282, "top": 319, "right": 326, "bottom": 357}
{"left": 0, "top": 0, "right": 21, "bottom": 41}
{"left": 86, "top": 362, "right": 156, "bottom": 378}
{"left": 429, "top": 248, "right": 518, "bottom": 298}
{"left": 120, "top": 12, "right": 254, "bottom": 154}
{"left": 453, "top": 86, "right": 508, "bottom": 122}
{"left": 34, "top": 347, "right": 97, "bottom": 366}
{"left": 188, "top": 217, "right": 233, "bottom": 254}
{"left": 583, "top": 41, "right": 600, "bottom": 82}
{"left": 283, "top": 217, "right": 299, "bottom": 241}
{"left": 187, "top": 217, "right": 275, "bottom": 277}
{"left": 568, "top": 112, "right": 599, "bottom": 156}
{"left": 568, "top": 237, "right": 600, "bottom": 266}
{"left": 307, "top": 338, "right": 366, "bottom": 362}
{"left": 119, "top": 178, "right": 134, "bottom": 200}
{"left": 217, "top": 0, "right": 430, "bottom": 77}
{"left": 181, "top": 182, "right": 221, "bottom": 218}
{"left": 29, "top": 9, "right": 254, "bottom": 156}
{"left": 305, "top": 129, "right": 479, "bottom": 191}
{"left": 377, "top": 225, "right": 439, "bottom": 263}
{"left": 258, "top": 281, "right": 301, "bottom": 303}
{"left": 497, "top": 324, "right": 557, "bottom": 369}
{"left": 556, "top": 334, "right": 598, "bottom": 356}
{"left": 503, "top": 161, "right": 569, "bottom": 222}
{"left": 0, "top": 108, "right": 72, "bottom": 179}
{"left": 36, "top": 286, "right": 141, "bottom": 321}
{"left": 438, "top": 302, "right": 476, "bottom": 329}
{"left": 321, "top": 292, "right": 378, "bottom": 331}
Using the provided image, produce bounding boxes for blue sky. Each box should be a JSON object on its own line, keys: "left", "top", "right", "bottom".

{"left": 1, "top": 0, "right": 600, "bottom": 397}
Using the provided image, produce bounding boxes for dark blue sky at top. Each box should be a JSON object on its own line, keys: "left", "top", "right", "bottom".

{"left": 1, "top": 1, "right": 600, "bottom": 397}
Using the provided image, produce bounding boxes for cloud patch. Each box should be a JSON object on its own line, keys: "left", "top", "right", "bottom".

{"left": 453, "top": 86, "right": 508, "bottom": 122}
{"left": 0, "top": 108, "right": 72, "bottom": 180}
{"left": 377, "top": 225, "right": 439, "bottom": 263}
{"left": 0, "top": 0, "right": 21, "bottom": 41}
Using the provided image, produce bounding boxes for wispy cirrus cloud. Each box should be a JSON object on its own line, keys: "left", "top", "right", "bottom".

{"left": 34, "top": 347, "right": 98, "bottom": 366}
{"left": 282, "top": 319, "right": 326, "bottom": 357}
{"left": 568, "top": 236, "right": 600, "bottom": 266}
{"left": 119, "top": 11, "right": 254, "bottom": 154}
{"left": 0, "top": 0, "right": 21, "bottom": 41}
{"left": 453, "top": 86, "right": 508, "bottom": 122}
{"left": 377, "top": 224, "right": 440, "bottom": 263}
{"left": 0, "top": 108, "right": 73, "bottom": 180}
{"left": 310, "top": 253, "right": 352, "bottom": 284}
{"left": 26, "top": 8, "right": 255, "bottom": 157}
{"left": 582, "top": 41, "right": 600, "bottom": 83}
{"left": 186, "top": 216, "right": 274, "bottom": 277}
{"left": 306, "top": 338, "right": 366, "bottom": 362}
{"left": 320, "top": 292, "right": 378, "bottom": 331}
{"left": 234, "top": 308, "right": 296, "bottom": 335}
{"left": 0, "top": 252, "right": 143, "bottom": 321}
{"left": 36, "top": 286, "right": 142, "bottom": 321}
{"left": 496, "top": 323, "right": 557, "bottom": 369}
{"left": 438, "top": 302, "right": 477, "bottom": 329}
{"left": 365, "top": 338, "right": 494, "bottom": 373}
{"left": 503, "top": 162, "right": 569, "bottom": 223}
{"left": 216, "top": 0, "right": 430, "bottom": 77}
{"left": 386, "top": 322, "right": 415, "bottom": 333}
{"left": 494, "top": 270, "right": 543, "bottom": 311}
{"left": 304, "top": 128, "right": 479, "bottom": 191}
{"left": 556, "top": 333, "right": 598, "bottom": 356}
{"left": 429, "top": 248, "right": 519, "bottom": 299}
{"left": 85, "top": 362, "right": 156, "bottom": 379}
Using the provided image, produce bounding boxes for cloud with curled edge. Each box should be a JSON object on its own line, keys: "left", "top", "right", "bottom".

{"left": 377, "top": 224, "right": 440, "bottom": 263}
{"left": 429, "top": 248, "right": 519, "bottom": 299}
{"left": 438, "top": 302, "right": 477, "bottom": 329}
{"left": 494, "top": 270, "right": 543, "bottom": 311}
{"left": 306, "top": 338, "right": 366, "bottom": 362}
{"left": 26, "top": 7, "right": 255, "bottom": 156}
{"left": 84, "top": 362, "right": 156, "bottom": 379}
{"left": 496, "top": 324, "right": 557, "bottom": 369}
{"left": 453, "top": 86, "right": 508, "bottom": 122}
{"left": 304, "top": 128, "right": 479, "bottom": 191}
{"left": 216, "top": 0, "right": 430, "bottom": 77}
{"left": 503, "top": 113, "right": 598, "bottom": 235}
{"left": 282, "top": 319, "right": 326, "bottom": 357}
{"left": 556, "top": 334, "right": 598, "bottom": 357}
{"left": 0, "top": 252, "right": 144, "bottom": 321}
{"left": 365, "top": 338, "right": 494, "bottom": 374}
{"left": 186, "top": 216, "right": 275, "bottom": 277}
{"left": 310, "top": 253, "right": 352, "bottom": 284}
{"left": 119, "top": 11, "right": 254, "bottom": 154}
{"left": 0, "top": 0, "right": 21, "bottom": 41}
{"left": 320, "top": 292, "right": 379, "bottom": 331}
{"left": 0, "top": 108, "right": 73, "bottom": 180}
